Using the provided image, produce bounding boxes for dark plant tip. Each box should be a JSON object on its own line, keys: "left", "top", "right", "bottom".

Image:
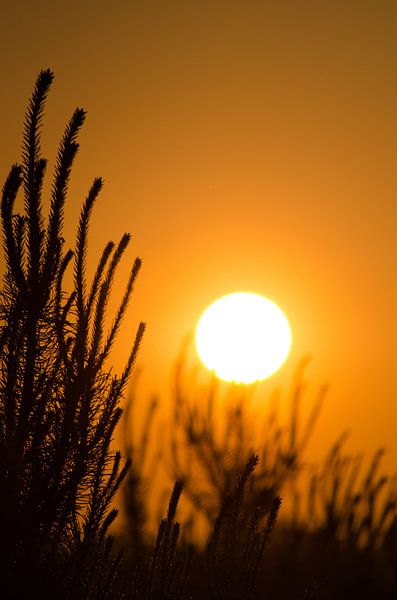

{"left": 38, "top": 69, "right": 55, "bottom": 84}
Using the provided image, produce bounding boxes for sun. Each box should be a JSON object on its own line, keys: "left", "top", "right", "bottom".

{"left": 195, "top": 292, "right": 292, "bottom": 384}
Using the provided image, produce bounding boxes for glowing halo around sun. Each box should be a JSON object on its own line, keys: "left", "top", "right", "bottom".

{"left": 195, "top": 292, "right": 292, "bottom": 384}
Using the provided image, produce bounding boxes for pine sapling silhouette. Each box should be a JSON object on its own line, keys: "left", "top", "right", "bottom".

{"left": 205, "top": 455, "right": 281, "bottom": 600}
{"left": 145, "top": 481, "right": 192, "bottom": 600}
{"left": 0, "top": 70, "right": 145, "bottom": 599}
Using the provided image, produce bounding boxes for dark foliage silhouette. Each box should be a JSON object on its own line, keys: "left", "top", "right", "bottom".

{"left": 170, "top": 353, "right": 324, "bottom": 527}
{"left": 205, "top": 455, "right": 281, "bottom": 600}
{"left": 4, "top": 70, "right": 397, "bottom": 600}
{"left": 0, "top": 70, "right": 144, "bottom": 599}
{"left": 121, "top": 351, "right": 397, "bottom": 599}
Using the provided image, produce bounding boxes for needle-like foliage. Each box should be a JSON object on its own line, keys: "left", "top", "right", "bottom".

{"left": 0, "top": 70, "right": 145, "bottom": 599}
{"left": 205, "top": 455, "right": 281, "bottom": 600}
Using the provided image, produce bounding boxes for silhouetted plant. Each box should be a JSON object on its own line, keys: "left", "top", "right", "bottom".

{"left": 122, "top": 388, "right": 160, "bottom": 565}
{"left": 140, "top": 349, "right": 397, "bottom": 598}
{"left": 205, "top": 454, "right": 281, "bottom": 600}
{"left": 6, "top": 69, "right": 397, "bottom": 600}
{"left": 304, "top": 435, "right": 397, "bottom": 549}
{"left": 169, "top": 351, "right": 325, "bottom": 529}
{"left": 129, "top": 481, "right": 192, "bottom": 600}
{"left": 259, "top": 435, "right": 397, "bottom": 599}
{"left": 147, "top": 481, "right": 191, "bottom": 599}
{"left": 0, "top": 70, "right": 145, "bottom": 599}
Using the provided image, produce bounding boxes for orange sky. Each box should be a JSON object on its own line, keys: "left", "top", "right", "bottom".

{"left": 1, "top": 1, "right": 397, "bottom": 470}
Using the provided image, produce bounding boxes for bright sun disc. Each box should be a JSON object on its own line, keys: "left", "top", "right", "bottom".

{"left": 195, "top": 292, "right": 292, "bottom": 384}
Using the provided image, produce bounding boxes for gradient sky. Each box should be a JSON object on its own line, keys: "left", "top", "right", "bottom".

{"left": 1, "top": 1, "right": 397, "bottom": 469}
